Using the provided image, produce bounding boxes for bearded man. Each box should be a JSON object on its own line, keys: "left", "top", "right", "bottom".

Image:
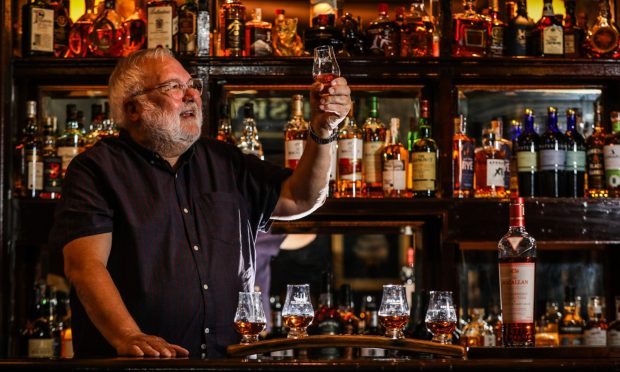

{"left": 50, "top": 48, "right": 351, "bottom": 359}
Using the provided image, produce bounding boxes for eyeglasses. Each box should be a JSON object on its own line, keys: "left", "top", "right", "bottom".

{"left": 132, "top": 78, "right": 203, "bottom": 99}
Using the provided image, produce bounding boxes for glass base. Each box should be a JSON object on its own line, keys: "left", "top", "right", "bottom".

{"left": 431, "top": 334, "right": 453, "bottom": 344}
{"left": 384, "top": 328, "right": 405, "bottom": 340}
{"left": 240, "top": 334, "right": 260, "bottom": 344}
{"left": 287, "top": 328, "right": 308, "bottom": 339}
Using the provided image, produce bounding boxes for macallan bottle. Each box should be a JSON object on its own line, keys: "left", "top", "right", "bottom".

{"left": 516, "top": 109, "right": 539, "bottom": 197}
{"left": 584, "top": 296, "right": 608, "bottom": 346}
{"left": 337, "top": 102, "right": 363, "bottom": 197}
{"left": 558, "top": 287, "right": 585, "bottom": 346}
{"left": 475, "top": 131, "right": 506, "bottom": 198}
{"left": 88, "top": 0, "right": 126, "bottom": 57}
{"left": 532, "top": 0, "right": 563, "bottom": 57}
{"left": 411, "top": 99, "right": 437, "bottom": 197}
{"left": 68, "top": 0, "right": 97, "bottom": 57}
{"left": 586, "top": 104, "right": 608, "bottom": 198}
{"left": 216, "top": 104, "right": 237, "bottom": 145}
{"left": 284, "top": 94, "right": 308, "bottom": 170}
{"left": 362, "top": 96, "right": 386, "bottom": 197}
{"left": 453, "top": 115, "right": 475, "bottom": 198}
{"left": 237, "top": 103, "right": 264, "bottom": 160}
{"left": 366, "top": 3, "right": 401, "bottom": 57}
{"left": 608, "top": 296, "right": 620, "bottom": 346}
{"left": 539, "top": 107, "right": 567, "bottom": 197}
{"left": 565, "top": 109, "right": 586, "bottom": 197}
{"left": 498, "top": 197, "right": 536, "bottom": 347}
{"left": 22, "top": 0, "right": 54, "bottom": 56}
{"left": 382, "top": 118, "right": 409, "bottom": 197}
{"left": 219, "top": 0, "right": 245, "bottom": 57}
{"left": 122, "top": 0, "right": 147, "bottom": 56}
{"left": 177, "top": 0, "right": 197, "bottom": 55}
{"left": 604, "top": 111, "right": 620, "bottom": 197}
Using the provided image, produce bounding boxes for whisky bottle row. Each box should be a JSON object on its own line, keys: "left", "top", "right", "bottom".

{"left": 13, "top": 101, "right": 119, "bottom": 199}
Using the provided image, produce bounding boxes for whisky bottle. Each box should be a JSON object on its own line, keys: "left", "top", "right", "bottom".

{"left": 563, "top": 0, "right": 584, "bottom": 58}
{"left": 147, "top": 0, "right": 178, "bottom": 50}
{"left": 452, "top": 0, "right": 490, "bottom": 57}
{"left": 558, "top": 287, "right": 585, "bottom": 346}
{"left": 604, "top": 111, "right": 620, "bottom": 197}
{"left": 245, "top": 8, "right": 274, "bottom": 56}
{"left": 304, "top": 13, "right": 343, "bottom": 52}
{"left": 400, "top": 231, "right": 415, "bottom": 307}
{"left": 362, "top": 96, "right": 386, "bottom": 197}
{"left": 538, "top": 301, "right": 562, "bottom": 346}
{"left": 584, "top": 296, "right": 608, "bottom": 346}
{"left": 460, "top": 308, "right": 496, "bottom": 347}
{"left": 539, "top": 107, "right": 567, "bottom": 197}
{"left": 608, "top": 296, "right": 620, "bottom": 346}
{"left": 505, "top": 0, "right": 534, "bottom": 56}
{"left": 196, "top": 0, "right": 211, "bottom": 56}
{"left": 491, "top": 118, "right": 512, "bottom": 194}
{"left": 487, "top": 0, "right": 506, "bottom": 57}
{"left": 340, "top": 12, "right": 365, "bottom": 57}
{"left": 474, "top": 131, "right": 506, "bottom": 198}
{"left": 23, "top": 101, "right": 43, "bottom": 199}
{"left": 57, "top": 104, "right": 85, "bottom": 177}
{"left": 498, "top": 197, "right": 536, "bottom": 347}
{"left": 509, "top": 120, "right": 522, "bottom": 195}
{"left": 565, "top": 109, "right": 586, "bottom": 197}
{"left": 452, "top": 115, "right": 475, "bottom": 198}
{"left": 272, "top": 9, "right": 304, "bottom": 57}
{"left": 382, "top": 118, "right": 409, "bottom": 197}
{"left": 411, "top": 99, "right": 437, "bottom": 197}
{"left": 400, "top": 0, "right": 434, "bottom": 57}
{"left": 216, "top": 104, "right": 237, "bottom": 145}
{"left": 516, "top": 109, "right": 539, "bottom": 197}
{"left": 337, "top": 284, "right": 358, "bottom": 359}
{"left": 177, "top": 0, "right": 197, "bottom": 55}
{"left": 532, "top": 0, "right": 563, "bottom": 57}
{"left": 583, "top": 0, "right": 620, "bottom": 59}
{"left": 26, "top": 283, "right": 55, "bottom": 358}
{"left": 337, "top": 102, "right": 363, "bottom": 197}
{"left": 312, "top": 271, "right": 341, "bottom": 359}
{"left": 40, "top": 116, "right": 62, "bottom": 200}
{"left": 122, "top": 0, "right": 147, "bottom": 56}
{"left": 84, "top": 104, "right": 104, "bottom": 150}
{"left": 237, "top": 103, "right": 264, "bottom": 160}
{"left": 52, "top": 0, "right": 72, "bottom": 58}
{"left": 68, "top": 0, "right": 97, "bottom": 57}
{"left": 366, "top": 3, "right": 401, "bottom": 57}
{"left": 284, "top": 95, "right": 308, "bottom": 170}
{"left": 88, "top": 0, "right": 126, "bottom": 57}
{"left": 219, "top": 0, "right": 245, "bottom": 57}
{"left": 586, "top": 104, "right": 608, "bottom": 198}
{"left": 22, "top": 0, "right": 54, "bottom": 56}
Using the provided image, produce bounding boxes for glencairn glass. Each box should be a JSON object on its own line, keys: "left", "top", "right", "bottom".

{"left": 425, "top": 291, "right": 458, "bottom": 344}
{"left": 312, "top": 45, "right": 340, "bottom": 95}
{"left": 281, "top": 284, "right": 314, "bottom": 339}
{"left": 233, "top": 291, "right": 267, "bottom": 344}
{"left": 378, "top": 284, "right": 410, "bottom": 339}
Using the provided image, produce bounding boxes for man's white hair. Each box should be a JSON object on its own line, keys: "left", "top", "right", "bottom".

{"left": 108, "top": 48, "right": 174, "bottom": 128}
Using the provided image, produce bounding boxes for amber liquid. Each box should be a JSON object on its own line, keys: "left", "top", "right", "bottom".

{"left": 426, "top": 320, "right": 457, "bottom": 335}
{"left": 234, "top": 321, "right": 266, "bottom": 336}
{"left": 379, "top": 314, "right": 409, "bottom": 330}
{"left": 315, "top": 73, "right": 338, "bottom": 95}
{"left": 499, "top": 256, "right": 536, "bottom": 346}
{"left": 283, "top": 314, "right": 314, "bottom": 329}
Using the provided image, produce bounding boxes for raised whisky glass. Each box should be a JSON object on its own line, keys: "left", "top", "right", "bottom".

{"left": 282, "top": 284, "right": 314, "bottom": 339}
{"left": 312, "top": 45, "right": 340, "bottom": 95}
{"left": 378, "top": 284, "right": 410, "bottom": 339}
{"left": 233, "top": 291, "right": 267, "bottom": 344}
{"left": 425, "top": 291, "right": 457, "bottom": 344}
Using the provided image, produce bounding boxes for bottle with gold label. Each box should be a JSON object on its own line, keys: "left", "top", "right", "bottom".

{"left": 337, "top": 102, "right": 363, "bottom": 197}
{"left": 411, "top": 99, "right": 437, "bottom": 197}
{"left": 219, "top": 0, "right": 245, "bottom": 57}
{"left": 362, "top": 96, "right": 386, "bottom": 197}
{"left": 177, "top": 0, "right": 198, "bottom": 55}
{"left": 381, "top": 118, "right": 409, "bottom": 197}
{"left": 284, "top": 95, "right": 308, "bottom": 170}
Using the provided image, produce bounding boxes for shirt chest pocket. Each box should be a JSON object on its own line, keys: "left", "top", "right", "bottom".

{"left": 195, "top": 191, "right": 246, "bottom": 248}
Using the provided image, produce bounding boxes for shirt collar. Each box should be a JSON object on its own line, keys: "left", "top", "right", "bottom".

{"left": 118, "top": 129, "right": 197, "bottom": 171}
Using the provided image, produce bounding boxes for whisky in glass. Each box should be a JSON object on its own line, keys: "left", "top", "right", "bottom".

{"left": 233, "top": 291, "right": 267, "bottom": 344}
{"left": 177, "top": 0, "right": 197, "bottom": 55}
{"left": 378, "top": 284, "right": 409, "bottom": 339}
{"left": 424, "top": 291, "right": 457, "bottom": 344}
{"left": 282, "top": 284, "right": 314, "bottom": 339}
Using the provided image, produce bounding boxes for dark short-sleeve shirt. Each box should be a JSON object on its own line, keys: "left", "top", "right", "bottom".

{"left": 49, "top": 130, "right": 292, "bottom": 359}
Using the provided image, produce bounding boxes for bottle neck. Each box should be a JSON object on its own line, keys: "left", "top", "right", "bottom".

{"left": 509, "top": 202, "right": 525, "bottom": 228}
{"left": 523, "top": 114, "right": 536, "bottom": 133}
{"left": 566, "top": 114, "right": 577, "bottom": 132}
{"left": 547, "top": 111, "right": 559, "bottom": 132}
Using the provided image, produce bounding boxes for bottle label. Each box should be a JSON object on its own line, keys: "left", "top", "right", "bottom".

{"left": 483, "top": 333, "right": 496, "bottom": 346}
{"left": 564, "top": 33, "right": 576, "bottom": 55}
{"left": 360, "top": 347, "right": 386, "bottom": 357}
{"left": 411, "top": 152, "right": 436, "bottom": 191}
{"left": 486, "top": 159, "right": 505, "bottom": 186}
{"left": 456, "top": 140, "right": 474, "bottom": 189}
{"left": 566, "top": 150, "right": 586, "bottom": 172}
{"left": 517, "top": 151, "right": 538, "bottom": 172}
{"left": 603, "top": 144, "right": 620, "bottom": 188}
{"left": 178, "top": 11, "right": 197, "bottom": 52}
{"left": 489, "top": 25, "right": 504, "bottom": 55}
{"left": 609, "top": 330, "right": 620, "bottom": 346}
{"left": 363, "top": 141, "right": 383, "bottom": 183}
{"left": 499, "top": 262, "right": 535, "bottom": 323}
{"left": 542, "top": 25, "right": 563, "bottom": 55}
{"left": 57, "top": 146, "right": 80, "bottom": 175}
{"left": 28, "top": 338, "right": 54, "bottom": 358}
{"left": 29, "top": 7, "right": 54, "bottom": 52}
{"left": 465, "top": 28, "right": 486, "bottom": 49}
{"left": 26, "top": 158, "right": 44, "bottom": 191}
{"left": 584, "top": 328, "right": 607, "bottom": 346}
{"left": 148, "top": 6, "right": 175, "bottom": 49}
{"left": 559, "top": 330, "right": 583, "bottom": 346}
{"left": 284, "top": 139, "right": 306, "bottom": 169}
{"left": 539, "top": 149, "right": 566, "bottom": 171}
{"left": 591, "top": 27, "right": 619, "bottom": 54}
{"left": 247, "top": 25, "right": 273, "bottom": 56}
{"left": 382, "top": 159, "right": 406, "bottom": 192}
{"left": 338, "top": 138, "right": 363, "bottom": 181}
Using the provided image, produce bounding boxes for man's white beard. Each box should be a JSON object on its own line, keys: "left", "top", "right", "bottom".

{"left": 139, "top": 100, "right": 203, "bottom": 158}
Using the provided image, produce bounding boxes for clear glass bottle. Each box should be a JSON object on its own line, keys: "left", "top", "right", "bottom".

{"left": 366, "top": 3, "right": 401, "bottom": 57}
{"left": 311, "top": 271, "right": 341, "bottom": 359}
{"left": 533, "top": 0, "right": 563, "bottom": 57}
{"left": 498, "top": 197, "right": 536, "bottom": 347}
{"left": 475, "top": 131, "right": 506, "bottom": 198}
{"left": 219, "top": 0, "right": 245, "bottom": 57}
{"left": 284, "top": 94, "right": 308, "bottom": 170}
{"left": 411, "top": 99, "right": 437, "bottom": 197}
{"left": 237, "top": 102, "right": 264, "bottom": 160}
{"left": 68, "top": 0, "right": 97, "bottom": 57}
{"left": 382, "top": 118, "right": 409, "bottom": 197}
{"left": 88, "top": 0, "right": 126, "bottom": 57}
{"left": 604, "top": 111, "right": 620, "bottom": 197}
{"left": 22, "top": 0, "right": 54, "bottom": 56}
{"left": 586, "top": 103, "right": 608, "bottom": 198}
{"left": 56, "top": 104, "right": 85, "bottom": 178}
{"left": 584, "top": 296, "right": 608, "bottom": 346}
{"left": 559, "top": 287, "right": 585, "bottom": 346}
{"left": 583, "top": 0, "right": 620, "bottom": 59}
{"left": 453, "top": 115, "right": 475, "bottom": 198}
{"left": 565, "top": 108, "right": 586, "bottom": 197}
{"left": 516, "top": 109, "right": 539, "bottom": 197}
{"left": 245, "top": 8, "right": 274, "bottom": 56}
{"left": 400, "top": 0, "right": 434, "bottom": 57}
{"left": 452, "top": 0, "right": 489, "bottom": 57}
{"left": 337, "top": 102, "right": 363, "bottom": 197}
{"left": 491, "top": 118, "right": 512, "bottom": 195}
{"left": 362, "top": 96, "right": 386, "bottom": 197}
{"left": 40, "top": 116, "right": 62, "bottom": 200}
{"left": 539, "top": 107, "right": 567, "bottom": 197}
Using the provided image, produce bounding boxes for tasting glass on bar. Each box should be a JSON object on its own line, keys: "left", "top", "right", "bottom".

{"left": 378, "top": 284, "right": 410, "bottom": 339}
{"left": 425, "top": 290, "right": 458, "bottom": 344}
{"left": 281, "top": 284, "right": 314, "bottom": 339}
{"left": 233, "top": 291, "right": 267, "bottom": 344}
{"left": 312, "top": 45, "right": 340, "bottom": 96}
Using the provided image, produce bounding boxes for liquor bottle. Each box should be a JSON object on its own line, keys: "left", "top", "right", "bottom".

{"left": 400, "top": 232, "right": 415, "bottom": 308}
{"left": 604, "top": 111, "right": 620, "bottom": 197}
{"left": 498, "top": 197, "right": 536, "bottom": 347}
{"left": 52, "top": 0, "right": 72, "bottom": 57}
{"left": 237, "top": 103, "right": 264, "bottom": 160}
{"left": 57, "top": 104, "right": 85, "bottom": 177}
{"left": 22, "top": 0, "right": 54, "bottom": 56}
{"left": 509, "top": 120, "right": 521, "bottom": 195}
{"left": 216, "top": 103, "right": 236, "bottom": 145}
{"left": 13, "top": 101, "right": 31, "bottom": 198}
{"left": 196, "top": 0, "right": 210, "bottom": 56}
{"left": 406, "top": 289, "right": 433, "bottom": 340}
{"left": 284, "top": 94, "right": 308, "bottom": 170}
{"left": 506, "top": 0, "right": 534, "bottom": 56}
{"left": 584, "top": 296, "right": 608, "bottom": 346}
{"left": 452, "top": 0, "right": 489, "bottom": 57}
{"left": 475, "top": 131, "right": 506, "bottom": 198}
{"left": 147, "top": 0, "right": 178, "bottom": 50}
{"left": 563, "top": 0, "right": 584, "bottom": 58}
{"left": 68, "top": 0, "right": 97, "bottom": 57}
{"left": 304, "top": 13, "right": 343, "bottom": 52}
{"left": 219, "top": 0, "right": 245, "bottom": 57}
{"left": 539, "top": 107, "right": 567, "bottom": 197}
{"left": 88, "top": 0, "right": 125, "bottom": 57}
{"left": 539, "top": 301, "right": 562, "bottom": 346}
{"left": 532, "top": 0, "right": 563, "bottom": 57}
{"left": 245, "top": 8, "right": 274, "bottom": 56}
{"left": 516, "top": 109, "right": 539, "bottom": 197}
{"left": 340, "top": 12, "right": 365, "bottom": 57}
{"left": 25, "top": 283, "right": 55, "bottom": 358}
{"left": 337, "top": 284, "right": 358, "bottom": 359}
{"left": 565, "top": 109, "right": 586, "bottom": 197}
{"left": 411, "top": 99, "right": 437, "bottom": 197}
{"left": 583, "top": 0, "right": 620, "bottom": 59}
{"left": 177, "top": 0, "right": 197, "bottom": 55}
{"left": 400, "top": 0, "right": 434, "bottom": 57}
{"left": 359, "top": 297, "right": 387, "bottom": 358}
{"left": 608, "top": 296, "right": 620, "bottom": 346}
{"left": 122, "top": 0, "right": 147, "bottom": 56}
{"left": 362, "top": 96, "right": 386, "bottom": 197}
{"left": 266, "top": 295, "right": 294, "bottom": 358}
{"left": 312, "top": 271, "right": 341, "bottom": 359}
{"left": 337, "top": 102, "right": 363, "bottom": 197}
{"left": 23, "top": 101, "right": 43, "bottom": 199}
{"left": 488, "top": 0, "right": 506, "bottom": 57}
{"left": 40, "top": 116, "right": 62, "bottom": 200}
{"left": 84, "top": 104, "right": 104, "bottom": 150}
{"left": 586, "top": 104, "right": 608, "bottom": 198}
{"left": 491, "top": 118, "right": 512, "bottom": 195}
{"left": 453, "top": 115, "right": 475, "bottom": 198}
{"left": 382, "top": 118, "right": 409, "bottom": 197}
{"left": 366, "top": 3, "right": 401, "bottom": 57}
{"left": 486, "top": 305, "right": 503, "bottom": 346}
{"left": 558, "top": 286, "right": 585, "bottom": 346}
{"left": 460, "top": 308, "right": 496, "bottom": 347}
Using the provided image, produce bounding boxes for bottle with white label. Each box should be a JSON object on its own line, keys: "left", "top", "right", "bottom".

{"left": 337, "top": 103, "right": 363, "bottom": 197}
{"left": 362, "top": 96, "right": 386, "bottom": 197}
{"left": 284, "top": 94, "right": 308, "bottom": 170}
{"left": 584, "top": 296, "right": 608, "bottom": 346}
{"left": 498, "top": 197, "right": 536, "bottom": 347}
{"left": 381, "top": 118, "right": 409, "bottom": 197}
{"left": 475, "top": 131, "right": 506, "bottom": 198}
{"left": 607, "top": 296, "right": 620, "bottom": 346}
{"left": 17, "top": 101, "right": 44, "bottom": 199}
{"left": 147, "top": 0, "right": 178, "bottom": 50}
{"left": 533, "top": 0, "right": 564, "bottom": 57}
{"left": 22, "top": 0, "right": 54, "bottom": 56}
{"left": 539, "top": 106, "right": 567, "bottom": 197}
{"left": 603, "top": 111, "right": 620, "bottom": 197}
{"left": 411, "top": 99, "right": 437, "bottom": 197}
